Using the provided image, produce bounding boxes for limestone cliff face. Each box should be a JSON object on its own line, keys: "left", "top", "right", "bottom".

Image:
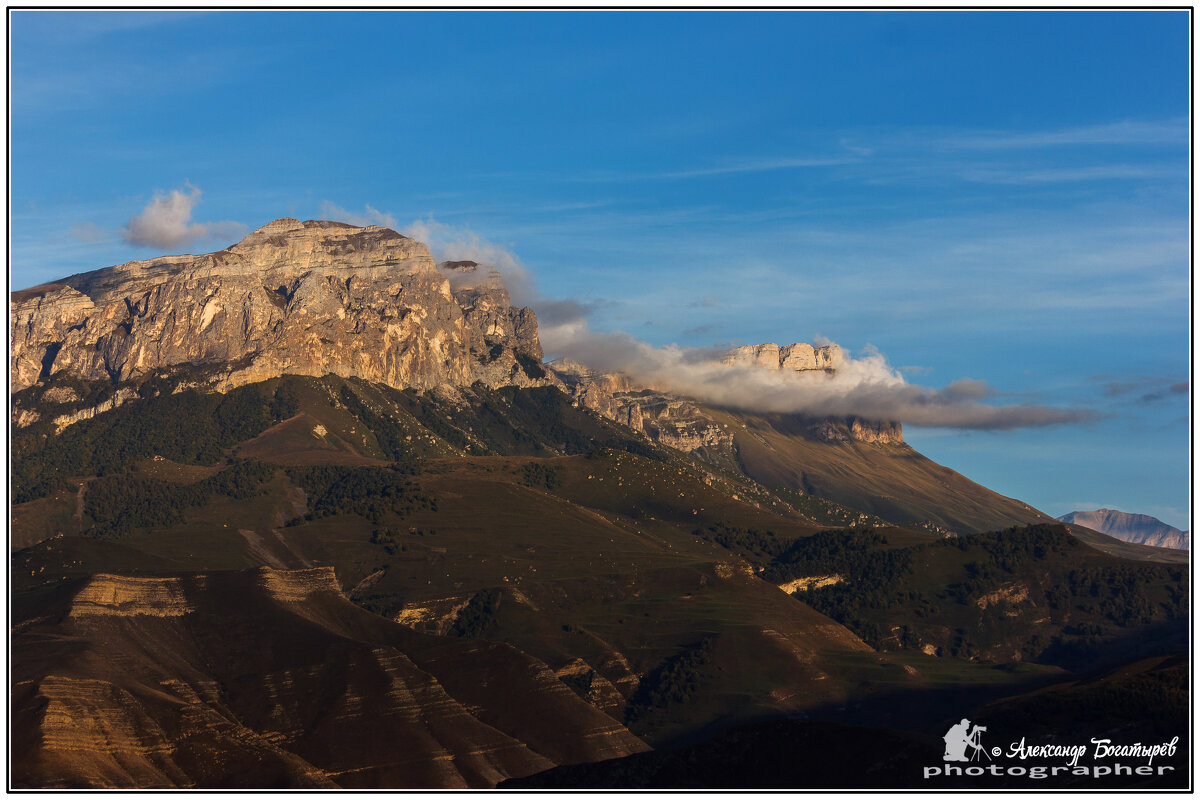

{"left": 549, "top": 360, "right": 735, "bottom": 454}
{"left": 449, "top": 267, "right": 543, "bottom": 365}
{"left": 806, "top": 416, "right": 904, "bottom": 445}
{"left": 723, "top": 342, "right": 844, "bottom": 373}
{"left": 11, "top": 219, "right": 548, "bottom": 397}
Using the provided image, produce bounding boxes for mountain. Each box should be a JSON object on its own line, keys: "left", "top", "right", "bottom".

{"left": 10, "top": 218, "right": 546, "bottom": 399}
{"left": 1058, "top": 509, "right": 1189, "bottom": 550}
{"left": 14, "top": 220, "right": 1046, "bottom": 535}
{"left": 9, "top": 219, "right": 1189, "bottom": 789}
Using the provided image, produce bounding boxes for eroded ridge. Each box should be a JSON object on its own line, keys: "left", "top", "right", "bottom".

{"left": 259, "top": 566, "right": 342, "bottom": 603}
{"left": 70, "top": 575, "right": 194, "bottom": 618}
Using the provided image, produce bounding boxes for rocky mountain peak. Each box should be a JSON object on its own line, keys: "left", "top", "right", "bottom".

{"left": 10, "top": 219, "right": 549, "bottom": 406}
{"left": 224, "top": 217, "right": 429, "bottom": 278}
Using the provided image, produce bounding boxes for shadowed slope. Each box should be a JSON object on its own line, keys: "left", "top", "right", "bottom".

{"left": 11, "top": 567, "right": 647, "bottom": 789}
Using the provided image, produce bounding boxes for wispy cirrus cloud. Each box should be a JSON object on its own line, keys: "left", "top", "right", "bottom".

{"left": 578, "top": 155, "right": 859, "bottom": 183}
{"left": 648, "top": 156, "right": 858, "bottom": 180}
{"left": 12, "top": 9, "right": 212, "bottom": 43}
{"left": 961, "top": 164, "right": 1181, "bottom": 185}
{"left": 940, "top": 118, "right": 1188, "bottom": 150}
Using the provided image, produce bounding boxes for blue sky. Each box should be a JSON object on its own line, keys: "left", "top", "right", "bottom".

{"left": 9, "top": 10, "right": 1191, "bottom": 529}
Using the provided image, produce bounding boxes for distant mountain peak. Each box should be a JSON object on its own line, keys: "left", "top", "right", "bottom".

{"left": 1057, "top": 509, "right": 1188, "bottom": 550}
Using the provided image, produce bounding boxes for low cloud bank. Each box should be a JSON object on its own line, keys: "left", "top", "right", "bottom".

{"left": 542, "top": 320, "right": 1097, "bottom": 431}
{"left": 122, "top": 184, "right": 246, "bottom": 249}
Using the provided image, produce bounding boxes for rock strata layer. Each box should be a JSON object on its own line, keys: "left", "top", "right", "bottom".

{"left": 10, "top": 219, "right": 546, "bottom": 396}
{"left": 13, "top": 567, "right": 648, "bottom": 789}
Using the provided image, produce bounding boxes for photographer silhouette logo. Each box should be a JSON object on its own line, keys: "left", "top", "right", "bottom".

{"left": 943, "top": 718, "right": 990, "bottom": 762}
{"left": 925, "top": 719, "right": 1181, "bottom": 783}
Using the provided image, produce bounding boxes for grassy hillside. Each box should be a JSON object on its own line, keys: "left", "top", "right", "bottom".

{"left": 703, "top": 407, "right": 1053, "bottom": 533}
{"left": 766, "top": 525, "right": 1188, "bottom": 669}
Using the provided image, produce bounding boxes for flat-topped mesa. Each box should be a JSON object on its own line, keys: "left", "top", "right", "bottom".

{"left": 69, "top": 575, "right": 194, "bottom": 618}
{"left": 10, "top": 219, "right": 550, "bottom": 397}
{"left": 53, "top": 219, "right": 433, "bottom": 304}
{"left": 723, "top": 342, "right": 844, "bottom": 373}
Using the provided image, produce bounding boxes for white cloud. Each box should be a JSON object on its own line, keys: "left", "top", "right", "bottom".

{"left": 400, "top": 217, "right": 612, "bottom": 328}
{"left": 402, "top": 217, "right": 539, "bottom": 305}
{"left": 121, "top": 184, "right": 245, "bottom": 249}
{"left": 542, "top": 320, "right": 1096, "bottom": 431}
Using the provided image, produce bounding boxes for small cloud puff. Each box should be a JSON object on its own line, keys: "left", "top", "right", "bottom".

{"left": 71, "top": 221, "right": 107, "bottom": 243}
{"left": 122, "top": 184, "right": 245, "bottom": 249}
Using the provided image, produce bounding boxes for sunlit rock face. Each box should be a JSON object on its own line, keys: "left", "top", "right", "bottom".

{"left": 10, "top": 219, "right": 549, "bottom": 395}
{"left": 548, "top": 359, "right": 736, "bottom": 454}
{"left": 723, "top": 342, "right": 844, "bottom": 373}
